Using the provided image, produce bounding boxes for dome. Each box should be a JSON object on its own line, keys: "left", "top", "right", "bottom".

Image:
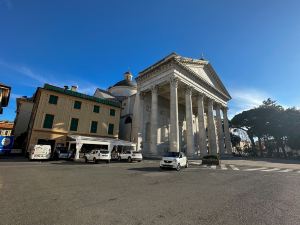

{"left": 112, "top": 79, "right": 137, "bottom": 87}
{"left": 112, "top": 71, "right": 137, "bottom": 88}
{"left": 108, "top": 71, "right": 137, "bottom": 97}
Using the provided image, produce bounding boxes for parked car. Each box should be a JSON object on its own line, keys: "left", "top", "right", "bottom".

{"left": 84, "top": 149, "right": 111, "bottom": 163}
{"left": 29, "top": 145, "right": 52, "bottom": 160}
{"left": 202, "top": 155, "right": 220, "bottom": 165}
{"left": 160, "top": 152, "right": 188, "bottom": 171}
{"left": 118, "top": 150, "right": 143, "bottom": 162}
{"left": 53, "top": 147, "right": 72, "bottom": 160}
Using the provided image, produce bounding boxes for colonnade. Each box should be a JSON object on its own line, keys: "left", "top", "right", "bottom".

{"left": 135, "top": 76, "right": 232, "bottom": 158}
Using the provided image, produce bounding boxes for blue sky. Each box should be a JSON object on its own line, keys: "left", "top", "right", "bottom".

{"left": 1, "top": 0, "right": 300, "bottom": 121}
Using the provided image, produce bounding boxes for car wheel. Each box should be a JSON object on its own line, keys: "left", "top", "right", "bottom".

{"left": 84, "top": 157, "right": 88, "bottom": 163}
{"left": 128, "top": 157, "right": 132, "bottom": 163}
{"left": 176, "top": 163, "right": 181, "bottom": 171}
{"left": 93, "top": 157, "right": 98, "bottom": 164}
{"left": 185, "top": 161, "right": 189, "bottom": 168}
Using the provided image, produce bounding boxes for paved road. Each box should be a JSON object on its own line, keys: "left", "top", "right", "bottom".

{"left": 0, "top": 159, "right": 299, "bottom": 225}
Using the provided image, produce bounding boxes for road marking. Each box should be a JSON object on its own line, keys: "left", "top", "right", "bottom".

{"left": 244, "top": 167, "right": 267, "bottom": 171}
{"left": 297, "top": 170, "right": 300, "bottom": 173}
{"left": 189, "top": 161, "right": 201, "bottom": 165}
{"left": 220, "top": 164, "right": 228, "bottom": 170}
{"left": 277, "top": 169, "right": 293, "bottom": 173}
{"left": 260, "top": 168, "right": 280, "bottom": 172}
{"left": 210, "top": 165, "right": 216, "bottom": 169}
{"left": 229, "top": 165, "right": 239, "bottom": 170}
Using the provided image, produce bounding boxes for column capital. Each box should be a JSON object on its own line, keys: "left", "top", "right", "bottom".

{"left": 151, "top": 85, "right": 159, "bottom": 94}
{"left": 215, "top": 103, "right": 222, "bottom": 110}
{"left": 185, "top": 85, "right": 193, "bottom": 96}
{"left": 170, "top": 76, "right": 179, "bottom": 87}
{"left": 207, "top": 98, "right": 214, "bottom": 106}
{"left": 222, "top": 106, "right": 229, "bottom": 114}
{"left": 197, "top": 92, "right": 205, "bottom": 99}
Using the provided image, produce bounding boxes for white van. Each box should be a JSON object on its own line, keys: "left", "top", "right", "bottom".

{"left": 29, "top": 145, "right": 52, "bottom": 160}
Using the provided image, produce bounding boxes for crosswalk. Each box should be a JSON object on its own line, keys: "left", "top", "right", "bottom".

{"left": 189, "top": 162, "right": 300, "bottom": 174}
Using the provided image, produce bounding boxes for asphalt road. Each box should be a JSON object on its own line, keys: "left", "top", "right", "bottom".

{"left": 0, "top": 159, "right": 299, "bottom": 225}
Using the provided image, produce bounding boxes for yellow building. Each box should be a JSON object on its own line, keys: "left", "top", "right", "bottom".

{"left": 26, "top": 84, "right": 121, "bottom": 152}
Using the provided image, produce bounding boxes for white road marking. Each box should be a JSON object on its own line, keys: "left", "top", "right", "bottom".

{"left": 229, "top": 165, "right": 239, "bottom": 170}
{"left": 277, "top": 169, "right": 293, "bottom": 173}
{"left": 260, "top": 168, "right": 280, "bottom": 172}
{"left": 189, "top": 161, "right": 201, "bottom": 165}
{"left": 220, "top": 164, "right": 228, "bottom": 170}
{"left": 210, "top": 165, "right": 216, "bottom": 169}
{"left": 244, "top": 167, "right": 267, "bottom": 171}
{"left": 297, "top": 170, "right": 300, "bottom": 173}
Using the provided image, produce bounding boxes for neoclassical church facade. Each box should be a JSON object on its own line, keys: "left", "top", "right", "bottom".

{"left": 96, "top": 53, "right": 232, "bottom": 158}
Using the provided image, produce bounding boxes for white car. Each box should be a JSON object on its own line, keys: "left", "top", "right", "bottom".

{"left": 118, "top": 150, "right": 143, "bottom": 162}
{"left": 84, "top": 149, "right": 111, "bottom": 163}
{"left": 160, "top": 152, "right": 188, "bottom": 171}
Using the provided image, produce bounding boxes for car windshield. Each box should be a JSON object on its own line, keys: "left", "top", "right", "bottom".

{"left": 133, "top": 151, "right": 141, "bottom": 154}
{"left": 163, "top": 152, "right": 180, "bottom": 157}
{"left": 100, "top": 150, "right": 109, "bottom": 154}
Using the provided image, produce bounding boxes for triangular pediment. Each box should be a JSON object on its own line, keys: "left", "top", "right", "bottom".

{"left": 175, "top": 57, "right": 231, "bottom": 99}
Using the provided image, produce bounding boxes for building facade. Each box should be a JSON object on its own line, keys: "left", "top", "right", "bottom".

{"left": 14, "top": 97, "right": 34, "bottom": 139}
{"left": 0, "top": 121, "right": 14, "bottom": 136}
{"left": 0, "top": 83, "right": 11, "bottom": 114}
{"left": 26, "top": 84, "right": 121, "bottom": 152}
{"left": 130, "top": 53, "right": 232, "bottom": 158}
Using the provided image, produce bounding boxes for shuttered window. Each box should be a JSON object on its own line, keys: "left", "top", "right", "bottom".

{"left": 110, "top": 109, "right": 115, "bottom": 116}
{"left": 90, "top": 121, "right": 98, "bottom": 133}
{"left": 108, "top": 123, "right": 114, "bottom": 135}
{"left": 74, "top": 101, "right": 81, "bottom": 109}
{"left": 93, "top": 105, "right": 100, "bottom": 113}
{"left": 49, "top": 95, "right": 58, "bottom": 105}
{"left": 43, "top": 114, "right": 54, "bottom": 129}
{"left": 70, "top": 118, "right": 79, "bottom": 131}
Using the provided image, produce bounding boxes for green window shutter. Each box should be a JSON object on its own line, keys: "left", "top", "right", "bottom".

{"left": 43, "top": 114, "right": 54, "bottom": 129}
{"left": 93, "top": 105, "right": 100, "bottom": 113}
{"left": 74, "top": 101, "right": 81, "bottom": 109}
{"left": 49, "top": 95, "right": 58, "bottom": 104}
{"left": 70, "top": 118, "right": 79, "bottom": 131}
{"left": 90, "top": 121, "right": 98, "bottom": 133}
{"left": 110, "top": 109, "right": 115, "bottom": 116}
{"left": 108, "top": 123, "right": 114, "bottom": 135}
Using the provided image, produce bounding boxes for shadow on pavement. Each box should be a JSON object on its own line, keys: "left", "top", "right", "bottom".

{"left": 127, "top": 167, "right": 162, "bottom": 172}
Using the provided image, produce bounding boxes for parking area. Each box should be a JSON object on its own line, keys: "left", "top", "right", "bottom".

{"left": 1, "top": 158, "right": 300, "bottom": 225}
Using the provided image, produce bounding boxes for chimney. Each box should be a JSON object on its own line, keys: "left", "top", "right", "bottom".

{"left": 71, "top": 85, "right": 78, "bottom": 92}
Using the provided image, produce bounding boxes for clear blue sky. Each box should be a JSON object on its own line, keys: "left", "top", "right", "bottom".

{"left": 1, "top": 0, "right": 300, "bottom": 121}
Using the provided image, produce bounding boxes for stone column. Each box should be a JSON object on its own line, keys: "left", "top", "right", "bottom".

{"left": 150, "top": 85, "right": 158, "bottom": 155}
{"left": 169, "top": 77, "right": 179, "bottom": 152}
{"left": 222, "top": 107, "right": 232, "bottom": 154}
{"left": 131, "top": 90, "right": 142, "bottom": 150}
{"left": 138, "top": 93, "right": 144, "bottom": 150}
{"left": 215, "top": 104, "right": 225, "bottom": 155}
{"left": 185, "top": 86, "right": 194, "bottom": 158}
{"left": 207, "top": 99, "right": 218, "bottom": 155}
{"left": 197, "top": 94, "right": 207, "bottom": 157}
